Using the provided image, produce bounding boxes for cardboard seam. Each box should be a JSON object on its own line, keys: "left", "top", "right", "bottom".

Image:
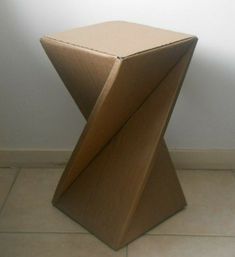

{"left": 43, "top": 36, "right": 118, "bottom": 58}
{"left": 43, "top": 35, "right": 196, "bottom": 60}
{"left": 123, "top": 37, "right": 196, "bottom": 59}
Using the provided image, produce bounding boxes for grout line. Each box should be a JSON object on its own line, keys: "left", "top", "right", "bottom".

{"left": 1, "top": 165, "right": 233, "bottom": 172}
{"left": 1, "top": 230, "right": 235, "bottom": 239}
{"left": 146, "top": 233, "right": 235, "bottom": 238}
{"left": 0, "top": 166, "right": 16, "bottom": 169}
{"left": 0, "top": 168, "right": 21, "bottom": 215}
{"left": 178, "top": 168, "right": 234, "bottom": 171}
{"left": 0, "top": 166, "right": 66, "bottom": 169}
{"left": 0, "top": 231, "right": 90, "bottom": 235}
{"left": 177, "top": 169, "right": 235, "bottom": 175}
{"left": 126, "top": 245, "right": 128, "bottom": 257}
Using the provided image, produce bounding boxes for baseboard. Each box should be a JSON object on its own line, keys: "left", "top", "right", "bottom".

{"left": 0, "top": 150, "right": 71, "bottom": 168}
{"left": 0, "top": 149, "right": 235, "bottom": 170}
{"left": 170, "top": 149, "right": 235, "bottom": 170}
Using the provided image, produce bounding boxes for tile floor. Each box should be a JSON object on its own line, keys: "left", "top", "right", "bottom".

{"left": 0, "top": 168, "right": 235, "bottom": 256}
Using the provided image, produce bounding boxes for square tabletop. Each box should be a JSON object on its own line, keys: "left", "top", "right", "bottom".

{"left": 45, "top": 21, "right": 192, "bottom": 58}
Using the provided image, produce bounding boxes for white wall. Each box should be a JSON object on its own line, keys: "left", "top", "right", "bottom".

{"left": 1, "top": 0, "right": 235, "bottom": 150}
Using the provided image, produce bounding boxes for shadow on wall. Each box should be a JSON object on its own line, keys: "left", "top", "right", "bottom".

{"left": 166, "top": 47, "right": 235, "bottom": 148}
{"left": 0, "top": 3, "right": 85, "bottom": 149}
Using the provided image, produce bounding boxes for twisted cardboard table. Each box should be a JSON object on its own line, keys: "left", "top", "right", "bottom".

{"left": 41, "top": 21, "right": 197, "bottom": 249}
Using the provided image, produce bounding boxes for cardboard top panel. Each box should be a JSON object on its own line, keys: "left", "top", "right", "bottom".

{"left": 45, "top": 21, "right": 193, "bottom": 58}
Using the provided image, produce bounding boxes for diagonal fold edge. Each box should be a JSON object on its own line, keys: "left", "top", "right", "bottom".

{"left": 53, "top": 37, "right": 196, "bottom": 202}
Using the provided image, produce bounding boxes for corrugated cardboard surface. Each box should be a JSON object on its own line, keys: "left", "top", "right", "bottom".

{"left": 41, "top": 37, "right": 116, "bottom": 119}
{"left": 40, "top": 21, "right": 197, "bottom": 249}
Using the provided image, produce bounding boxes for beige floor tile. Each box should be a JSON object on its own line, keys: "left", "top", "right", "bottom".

{"left": 128, "top": 235, "right": 235, "bottom": 257}
{"left": 0, "top": 168, "right": 17, "bottom": 209}
{"left": 149, "top": 170, "right": 235, "bottom": 236}
{"left": 0, "top": 168, "right": 86, "bottom": 232}
{"left": 0, "top": 233, "right": 125, "bottom": 257}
